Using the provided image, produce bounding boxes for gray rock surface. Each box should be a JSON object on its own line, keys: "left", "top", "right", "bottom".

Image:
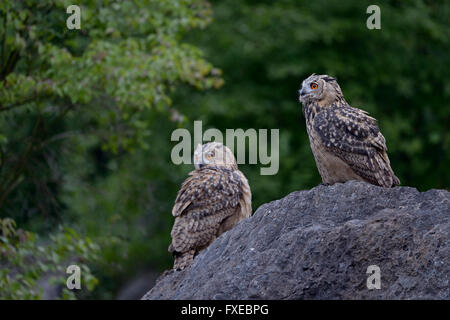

{"left": 143, "top": 181, "right": 450, "bottom": 300}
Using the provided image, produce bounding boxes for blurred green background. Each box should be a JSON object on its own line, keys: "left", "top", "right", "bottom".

{"left": 0, "top": 0, "right": 448, "bottom": 299}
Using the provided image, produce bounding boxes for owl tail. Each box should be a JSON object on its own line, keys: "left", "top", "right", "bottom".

{"left": 172, "top": 249, "right": 195, "bottom": 271}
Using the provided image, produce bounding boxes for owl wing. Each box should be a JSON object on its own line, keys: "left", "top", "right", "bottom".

{"left": 313, "top": 106, "right": 399, "bottom": 187}
{"left": 169, "top": 167, "right": 243, "bottom": 254}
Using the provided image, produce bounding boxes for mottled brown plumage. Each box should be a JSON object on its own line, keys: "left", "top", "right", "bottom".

{"left": 299, "top": 74, "right": 400, "bottom": 188}
{"left": 169, "top": 142, "right": 252, "bottom": 270}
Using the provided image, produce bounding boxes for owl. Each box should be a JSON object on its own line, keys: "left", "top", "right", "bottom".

{"left": 298, "top": 74, "right": 400, "bottom": 188}
{"left": 168, "top": 142, "right": 252, "bottom": 270}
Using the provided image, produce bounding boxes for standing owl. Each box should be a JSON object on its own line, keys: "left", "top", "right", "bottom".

{"left": 168, "top": 142, "right": 252, "bottom": 270}
{"left": 298, "top": 74, "right": 400, "bottom": 188}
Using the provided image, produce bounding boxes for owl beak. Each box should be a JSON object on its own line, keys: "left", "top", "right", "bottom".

{"left": 299, "top": 88, "right": 306, "bottom": 96}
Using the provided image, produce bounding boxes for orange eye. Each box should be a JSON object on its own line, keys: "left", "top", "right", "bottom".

{"left": 310, "top": 83, "right": 318, "bottom": 90}
{"left": 205, "top": 151, "right": 215, "bottom": 160}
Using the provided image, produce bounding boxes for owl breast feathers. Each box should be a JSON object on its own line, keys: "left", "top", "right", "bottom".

{"left": 299, "top": 74, "right": 400, "bottom": 188}
{"left": 169, "top": 143, "right": 252, "bottom": 270}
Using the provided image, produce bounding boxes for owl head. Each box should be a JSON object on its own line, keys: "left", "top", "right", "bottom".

{"left": 193, "top": 142, "right": 237, "bottom": 170}
{"left": 298, "top": 74, "right": 344, "bottom": 105}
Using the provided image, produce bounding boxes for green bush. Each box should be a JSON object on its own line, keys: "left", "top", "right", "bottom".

{"left": 0, "top": 218, "right": 99, "bottom": 299}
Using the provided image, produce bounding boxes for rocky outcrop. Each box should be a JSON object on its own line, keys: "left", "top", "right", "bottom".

{"left": 143, "top": 181, "right": 449, "bottom": 300}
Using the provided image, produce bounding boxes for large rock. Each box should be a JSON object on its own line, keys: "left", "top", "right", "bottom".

{"left": 143, "top": 181, "right": 449, "bottom": 300}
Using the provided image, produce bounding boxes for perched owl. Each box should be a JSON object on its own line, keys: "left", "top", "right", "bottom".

{"left": 298, "top": 74, "right": 400, "bottom": 188}
{"left": 168, "top": 142, "right": 252, "bottom": 270}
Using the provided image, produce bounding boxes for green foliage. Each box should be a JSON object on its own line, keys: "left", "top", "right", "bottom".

{"left": 0, "top": 0, "right": 221, "bottom": 222}
{"left": 0, "top": 0, "right": 220, "bottom": 299}
{"left": 176, "top": 0, "right": 449, "bottom": 210}
{"left": 0, "top": 218, "right": 99, "bottom": 299}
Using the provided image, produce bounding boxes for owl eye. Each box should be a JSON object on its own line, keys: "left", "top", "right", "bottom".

{"left": 310, "top": 83, "right": 318, "bottom": 90}
{"left": 205, "top": 151, "right": 215, "bottom": 160}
